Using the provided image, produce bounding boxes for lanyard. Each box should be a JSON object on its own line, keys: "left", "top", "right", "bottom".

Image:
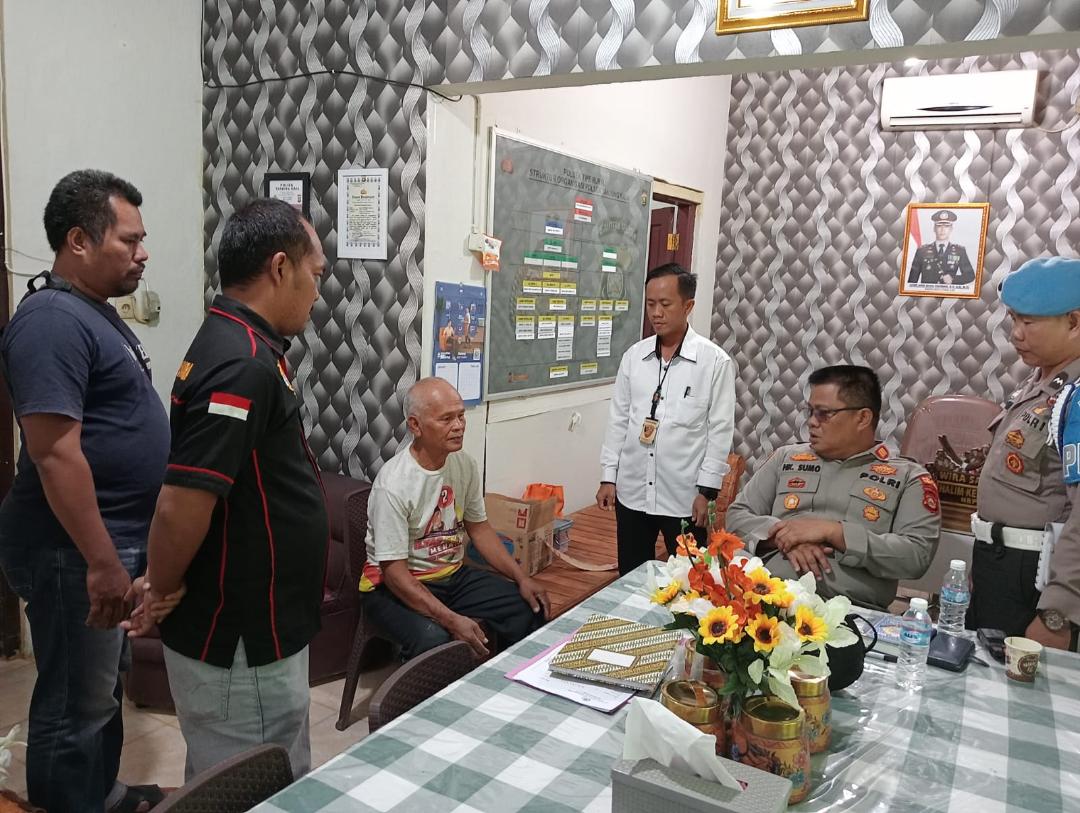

{"left": 19, "top": 271, "right": 153, "bottom": 380}
{"left": 649, "top": 331, "right": 686, "bottom": 421}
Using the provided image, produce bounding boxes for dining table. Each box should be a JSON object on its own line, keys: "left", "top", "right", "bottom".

{"left": 254, "top": 563, "right": 1080, "bottom": 812}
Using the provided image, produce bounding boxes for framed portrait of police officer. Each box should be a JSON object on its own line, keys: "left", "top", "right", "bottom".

{"left": 899, "top": 203, "right": 989, "bottom": 299}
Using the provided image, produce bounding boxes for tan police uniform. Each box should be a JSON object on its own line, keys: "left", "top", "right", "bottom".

{"left": 970, "top": 358, "right": 1080, "bottom": 637}
{"left": 726, "top": 442, "right": 941, "bottom": 610}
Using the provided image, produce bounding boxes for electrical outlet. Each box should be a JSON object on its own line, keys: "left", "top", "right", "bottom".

{"left": 134, "top": 290, "right": 161, "bottom": 325}
{"left": 114, "top": 295, "right": 136, "bottom": 320}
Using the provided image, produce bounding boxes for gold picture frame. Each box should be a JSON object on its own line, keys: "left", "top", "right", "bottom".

{"left": 716, "top": 0, "right": 870, "bottom": 36}
{"left": 899, "top": 203, "right": 990, "bottom": 300}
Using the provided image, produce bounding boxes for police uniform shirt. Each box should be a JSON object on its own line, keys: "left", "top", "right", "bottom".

{"left": 1045, "top": 368, "right": 1080, "bottom": 628}
{"left": 159, "top": 295, "right": 329, "bottom": 668}
{"left": 976, "top": 359, "right": 1080, "bottom": 530}
{"left": 907, "top": 242, "right": 976, "bottom": 286}
{"left": 726, "top": 442, "right": 941, "bottom": 610}
{"left": 599, "top": 326, "right": 736, "bottom": 517}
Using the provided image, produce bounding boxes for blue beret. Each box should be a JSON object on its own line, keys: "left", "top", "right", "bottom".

{"left": 1001, "top": 257, "right": 1080, "bottom": 316}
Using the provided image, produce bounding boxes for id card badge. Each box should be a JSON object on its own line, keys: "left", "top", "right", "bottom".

{"left": 639, "top": 417, "right": 659, "bottom": 445}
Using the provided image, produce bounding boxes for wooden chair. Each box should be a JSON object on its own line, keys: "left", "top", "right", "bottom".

{"left": 714, "top": 452, "right": 747, "bottom": 529}
{"left": 153, "top": 745, "right": 292, "bottom": 813}
{"left": 367, "top": 641, "right": 477, "bottom": 734}
{"left": 335, "top": 497, "right": 399, "bottom": 731}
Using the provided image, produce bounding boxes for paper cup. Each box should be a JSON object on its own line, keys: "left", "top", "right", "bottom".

{"left": 1004, "top": 636, "right": 1043, "bottom": 682}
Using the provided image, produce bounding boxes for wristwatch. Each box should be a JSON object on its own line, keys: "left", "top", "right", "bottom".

{"left": 1039, "top": 608, "right": 1069, "bottom": 632}
{"left": 697, "top": 486, "right": 719, "bottom": 501}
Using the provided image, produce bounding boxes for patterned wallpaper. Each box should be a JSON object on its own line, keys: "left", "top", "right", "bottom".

{"left": 202, "top": 1, "right": 1078, "bottom": 478}
{"left": 712, "top": 49, "right": 1080, "bottom": 468}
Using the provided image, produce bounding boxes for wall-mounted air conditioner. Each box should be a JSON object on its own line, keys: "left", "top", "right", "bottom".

{"left": 880, "top": 69, "right": 1039, "bottom": 131}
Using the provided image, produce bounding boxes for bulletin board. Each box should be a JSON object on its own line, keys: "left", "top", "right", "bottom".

{"left": 485, "top": 129, "right": 652, "bottom": 399}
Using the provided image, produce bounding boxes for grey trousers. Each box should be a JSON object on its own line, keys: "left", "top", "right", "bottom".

{"left": 163, "top": 639, "right": 311, "bottom": 780}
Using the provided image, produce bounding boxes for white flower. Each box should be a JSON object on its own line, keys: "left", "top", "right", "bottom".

{"left": 0, "top": 724, "right": 26, "bottom": 788}
{"left": 670, "top": 595, "right": 717, "bottom": 619}
{"left": 661, "top": 555, "right": 693, "bottom": 593}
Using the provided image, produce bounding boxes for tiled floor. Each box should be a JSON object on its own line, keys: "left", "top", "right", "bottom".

{"left": 0, "top": 654, "right": 395, "bottom": 799}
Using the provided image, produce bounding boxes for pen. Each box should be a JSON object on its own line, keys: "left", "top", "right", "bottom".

{"left": 866, "top": 650, "right": 898, "bottom": 664}
{"left": 684, "top": 386, "right": 691, "bottom": 397}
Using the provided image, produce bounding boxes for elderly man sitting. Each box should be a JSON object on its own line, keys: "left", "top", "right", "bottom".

{"left": 361, "top": 377, "right": 549, "bottom": 658}
{"left": 726, "top": 365, "right": 941, "bottom": 610}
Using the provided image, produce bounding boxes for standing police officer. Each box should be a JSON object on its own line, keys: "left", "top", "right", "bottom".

{"left": 907, "top": 210, "right": 976, "bottom": 286}
{"left": 970, "top": 257, "right": 1080, "bottom": 650}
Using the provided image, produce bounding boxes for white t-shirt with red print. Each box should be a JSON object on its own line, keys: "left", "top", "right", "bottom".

{"left": 360, "top": 443, "right": 487, "bottom": 591}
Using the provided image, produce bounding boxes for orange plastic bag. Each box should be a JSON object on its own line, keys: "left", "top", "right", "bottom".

{"left": 522, "top": 483, "right": 564, "bottom": 517}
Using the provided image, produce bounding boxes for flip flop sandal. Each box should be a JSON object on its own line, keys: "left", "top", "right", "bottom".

{"left": 107, "top": 784, "right": 166, "bottom": 813}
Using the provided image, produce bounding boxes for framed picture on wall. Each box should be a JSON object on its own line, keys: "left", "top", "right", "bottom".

{"left": 263, "top": 172, "right": 311, "bottom": 219}
{"left": 716, "top": 0, "right": 869, "bottom": 35}
{"left": 899, "top": 203, "right": 990, "bottom": 299}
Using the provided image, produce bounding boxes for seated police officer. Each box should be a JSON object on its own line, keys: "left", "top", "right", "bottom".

{"left": 726, "top": 365, "right": 941, "bottom": 610}
{"left": 971, "top": 257, "right": 1080, "bottom": 649}
{"left": 361, "top": 377, "right": 549, "bottom": 659}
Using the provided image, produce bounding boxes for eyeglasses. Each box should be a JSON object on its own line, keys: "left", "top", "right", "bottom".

{"left": 805, "top": 405, "right": 869, "bottom": 422}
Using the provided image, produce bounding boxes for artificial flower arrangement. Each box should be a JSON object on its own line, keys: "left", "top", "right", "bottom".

{"left": 648, "top": 528, "right": 859, "bottom": 713}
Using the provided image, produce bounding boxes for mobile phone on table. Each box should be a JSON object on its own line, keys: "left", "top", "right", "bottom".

{"left": 977, "top": 628, "right": 1006, "bottom": 663}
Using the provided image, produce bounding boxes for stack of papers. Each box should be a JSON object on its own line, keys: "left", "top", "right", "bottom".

{"left": 506, "top": 636, "right": 634, "bottom": 713}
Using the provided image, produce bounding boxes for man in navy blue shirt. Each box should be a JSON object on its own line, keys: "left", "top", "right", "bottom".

{"left": 0, "top": 170, "right": 171, "bottom": 813}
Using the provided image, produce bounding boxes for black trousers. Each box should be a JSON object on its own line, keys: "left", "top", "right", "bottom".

{"left": 615, "top": 499, "right": 707, "bottom": 575}
{"left": 363, "top": 565, "right": 543, "bottom": 660}
{"left": 968, "top": 540, "right": 1041, "bottom": 638}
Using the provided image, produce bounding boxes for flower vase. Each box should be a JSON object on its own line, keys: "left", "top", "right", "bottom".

{"left": 730, "top": 696, "right": 811, "bottom": 805}
{"left": 684, "top": 650, "right": 731, "bottom": 755}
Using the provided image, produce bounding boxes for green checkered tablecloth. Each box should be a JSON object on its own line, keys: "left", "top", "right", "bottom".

{"left": 256, "top": 566, "right": 1080, "bottom": 812}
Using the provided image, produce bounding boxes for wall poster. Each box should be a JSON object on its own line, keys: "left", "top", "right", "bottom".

{"left": 337, "top": 167, "right": 388, "bottom": 260}
{"left": 433, "top": 282, "right": 487, "bottom": 405}
{"left": 486, "top": 129, "right": 652, "bottom": 399}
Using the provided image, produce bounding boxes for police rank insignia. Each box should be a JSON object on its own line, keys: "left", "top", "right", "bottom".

{"left": 176, "top": 360, "right": 194, "bottom": 381}
{"left": 870, "top": 464, "right": 897, "bottom": 476}
{"left": 787, "top": 478, "right": 806, "bottom": 489}
{"left": 1005, "top": 452, "right": 1024, "bottom": 475}
{"left": 863, "top": 506, "right": 880, "bottom": 522}
{"left": 919, "top": 475, "right": 940, "bottom": 513}
{"left": 863, "top": 487, "right": 887, "bottom": 502}
{"left": 1006, "top": 430, "right": 1025, "bottom": 449}
{"left": 791, "top": 452, "right": 818, "bottom": 462}
{"left": 783, "top": 494, "right": 800, "bottom": 510}
{"left": 873, "top": 445, "right": 890, "bottom": 461}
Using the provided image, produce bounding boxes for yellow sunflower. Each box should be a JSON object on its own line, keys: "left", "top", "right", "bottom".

{"left": 743, "top": 568, "right": 790, "bottom": 606}
{"left": 699, "top": 605, "right": 743, "bottom": 645}
{"left": 794, "top": 605, "right": 828, "bottom": 643}
{"left": 650, "top": 581, "right": 681, "bottom": 605}
{"left": 746, "top": 615, "right": 782, "bottom": 653}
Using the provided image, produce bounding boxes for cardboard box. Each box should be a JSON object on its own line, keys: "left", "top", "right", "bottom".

{"left": 466, "top": 493, "right": 557, "bottom": 576}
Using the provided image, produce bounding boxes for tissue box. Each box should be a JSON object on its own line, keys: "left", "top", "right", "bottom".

{"left": 611, "top": 758, "right": 791, "bottom": 813}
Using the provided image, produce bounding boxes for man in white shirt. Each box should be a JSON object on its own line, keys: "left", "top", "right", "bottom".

{"left": 596, "top": 263, "right": 736, "bottom": 574}
{"left": 362, "top": 377, "right": 550, "bottom": 658}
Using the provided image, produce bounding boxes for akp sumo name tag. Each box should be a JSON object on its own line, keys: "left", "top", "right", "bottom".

{"left": 639, "top": 417, "right": 659, "bottom": 445}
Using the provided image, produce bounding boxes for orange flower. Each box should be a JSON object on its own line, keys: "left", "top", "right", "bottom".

{"left": 746, "top": 615, "right": 782, "bottom": 653}
{"left": 688, "top": 561, "right": 715, "bottom": 595}
{"left": 708, "top": 530, "right": 745, "bottom": 563}
{"left": 723, "top": 563, "right": 752, "bottom": 596}
{"left": 676, "top": 533, "right": 701, "bottom": 558}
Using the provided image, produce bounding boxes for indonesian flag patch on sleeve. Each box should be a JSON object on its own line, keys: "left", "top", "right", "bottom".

{"left": 208, "top": 392, "right": 251, "bottom": 421}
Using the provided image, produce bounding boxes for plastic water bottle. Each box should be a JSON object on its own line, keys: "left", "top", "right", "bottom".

{"left": 896, "top": 598, "right": 932, "bottom": 692}
{"left": 938, "top": 559, "right": 970, "bottom": 637}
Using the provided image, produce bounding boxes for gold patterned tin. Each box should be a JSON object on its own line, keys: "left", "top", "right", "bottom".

{"left": 731, "top": 696, "right": 811, "bottom": 804}
{"left": 791, "top": 670, "right": 831, "bottom": 754}
{"left": 660, "top": 679, "right": 728, "bottom": 756}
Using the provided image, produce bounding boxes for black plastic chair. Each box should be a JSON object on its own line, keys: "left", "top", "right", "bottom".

{"left": 153, "top": 744, "right": 293, "bottom": 813}
{"left": 367, "top": 641, "right": 477, "bottom": 733}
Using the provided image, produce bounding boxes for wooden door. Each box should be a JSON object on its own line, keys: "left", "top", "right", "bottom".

{"left": 643, "top": 199, "right": 697, "bottom": 339}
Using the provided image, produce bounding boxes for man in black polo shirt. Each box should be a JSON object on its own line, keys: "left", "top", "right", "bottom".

{"left": 135, "top": 199, "right": 328, "bottom": 778}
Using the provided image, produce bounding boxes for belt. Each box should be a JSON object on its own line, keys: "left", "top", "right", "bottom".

{"left": 970, "top": 513, "right": 1044, "bottom": 552}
